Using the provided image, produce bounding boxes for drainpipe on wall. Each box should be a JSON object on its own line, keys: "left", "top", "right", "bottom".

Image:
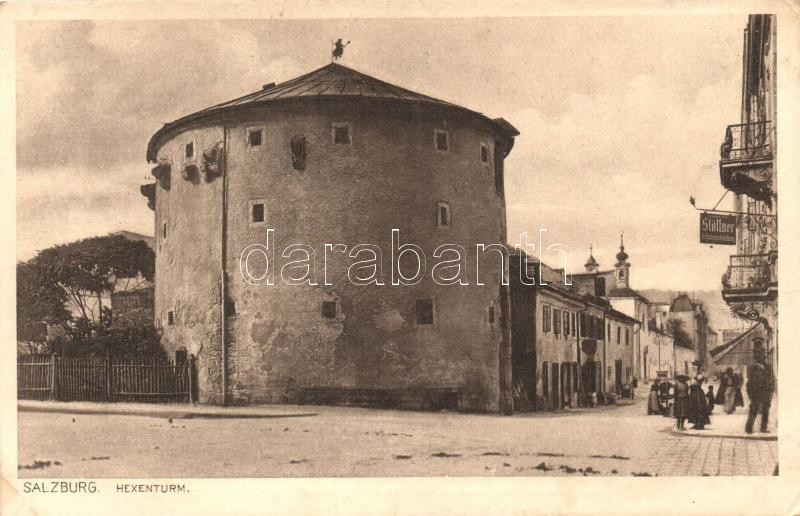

{"left": 220, "top": 125, "right": 229, "bottom": 406}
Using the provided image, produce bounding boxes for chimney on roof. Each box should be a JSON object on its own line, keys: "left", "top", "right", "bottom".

{"left": 262, "top": 82, "right": 275, "bottom": 90}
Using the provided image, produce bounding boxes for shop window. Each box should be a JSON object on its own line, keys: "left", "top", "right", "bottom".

{"left": 434, "top": 129, "right": 449, "bottom": 152}
{"left": 416, "top": 298, "right": 434, "bottom": 325}
{"left": 542, "top": 362, "right": 549, "bottom": 399}
{"left": 322, "top": 301, "right": 337, "bottom": 320}
{"left": 332, "top": 123, "right": 350, "bottom": 145}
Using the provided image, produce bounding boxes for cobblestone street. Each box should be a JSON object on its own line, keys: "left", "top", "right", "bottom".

{"left": 647, "top": 434, "right": 777, "bottom": 476}
{"left": 17, "top": 394, "right": 778, "bottom": 478}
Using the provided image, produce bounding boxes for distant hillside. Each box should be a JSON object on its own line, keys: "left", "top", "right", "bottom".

{"left": 637, "top": 289, "right": 744, "bottom": 332}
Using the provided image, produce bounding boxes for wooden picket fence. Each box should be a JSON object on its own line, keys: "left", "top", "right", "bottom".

{"left": 17, "top": 353, "right": 195, "bottom": 403}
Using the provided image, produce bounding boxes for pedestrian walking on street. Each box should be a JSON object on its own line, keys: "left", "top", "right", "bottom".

{"left": 648, "top": 380, "right": 660, "bottom": 415}
{"left": 673, "top": 375, "right": 689, "bottom": 430}
{"left": 688, "top": 374, "right": 710, "bottom": 430}
{"left": 721, "top": 368, "right": 737, "bottom": 414}
{"left": 745, "top": 346, "right": 773, "bottom": 434}
{"left": 706, "top": 385, "right": 715, "bottom": 414}
{"left": 734, "top": 372, "right": 745, "bottom": 409}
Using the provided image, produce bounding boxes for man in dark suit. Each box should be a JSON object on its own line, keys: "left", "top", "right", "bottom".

{"left": 745, "top": 344, "right": 774, "bottom": 434}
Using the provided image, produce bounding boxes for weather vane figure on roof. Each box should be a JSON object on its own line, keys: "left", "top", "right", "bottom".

{"left": 332, "top": 39, "right": 350, "bottom": 61}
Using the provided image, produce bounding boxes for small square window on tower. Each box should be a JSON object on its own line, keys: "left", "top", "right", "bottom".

{"left": 248, "top": 128, "right": 263, "bottom": 148}
{"left": 332, "top": 123, "right": 351, "bottom": 145}
{"left": 415, "top": 298, "right": 435, "bottom": 325}
{"left": 434, "top": 129, "right": 449, "bottom": 152}
{"left": 251, "top": 203, "right": 265, "bottom": 223}
{"left": 162, "top": 221, "right": 167, "bottom": 239}
{"left": 167, "top": 311, "right": 175, "bottom": 325}
{"left": 480, "top": 143, "right": 490, "bottom": 163}
{"left": 437, "top": 202, "right": 451, "bottom": 228}
{"left": 321, "top": 301, "right": 337, "bottom": 320}
{"left": 248, "top": 199, "right": 267, "bottom": 226}
{"left": 185, "top": 142, "right": 194, "bottom": 160}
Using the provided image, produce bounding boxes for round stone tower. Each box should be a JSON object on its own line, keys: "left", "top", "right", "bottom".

{"left": 142, "top": 63, "right": 518, "bottom": 411}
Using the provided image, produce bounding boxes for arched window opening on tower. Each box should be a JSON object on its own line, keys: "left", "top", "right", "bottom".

{"left": 162, "top": 221, "right": 167, "bottom": 239}
{"left": 437, "top": 202, "right": 451, "bottom": 228}
{"left": 434, "top": 129, "right": 449, "bottom": 152}
{"left": 184, "top": 141, "right": 194, "bottom": 160}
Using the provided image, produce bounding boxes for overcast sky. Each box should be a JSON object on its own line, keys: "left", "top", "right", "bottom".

{"left": 16, "top": 16, "right": 746, "bottom": 290}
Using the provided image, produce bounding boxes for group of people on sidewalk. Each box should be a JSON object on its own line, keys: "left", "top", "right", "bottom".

{"left": 645, "top": 343, "right": 774, "bottom": 434}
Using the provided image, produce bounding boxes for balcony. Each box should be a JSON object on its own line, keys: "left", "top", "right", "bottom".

{"left": 721, "top": 252, "right": 777, "bottom": 304}
{"left": 719, "top": 121, "right": 774, "bottom": 204}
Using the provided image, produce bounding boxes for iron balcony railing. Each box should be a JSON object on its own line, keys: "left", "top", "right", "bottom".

{"left": 720, "top": 121, "right": 773, "bottom": 163}
{"left": 721, "top": 253, "right": 777, "bottom": 294}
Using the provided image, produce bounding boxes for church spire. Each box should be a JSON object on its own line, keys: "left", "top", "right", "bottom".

{"left": 615, "top": 232, "right": 629, "bottom": 265}
{"left": 584, "top": 244, "right": 599, "bottom": 272}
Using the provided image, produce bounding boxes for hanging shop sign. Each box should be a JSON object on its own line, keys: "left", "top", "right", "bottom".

{"left": 699, "top": 212, "right": 737, "bottom": 245}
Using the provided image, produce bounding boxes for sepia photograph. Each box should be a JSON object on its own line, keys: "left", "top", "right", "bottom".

{"left": 3, "top": 2, "right": 799, "bottom": 514}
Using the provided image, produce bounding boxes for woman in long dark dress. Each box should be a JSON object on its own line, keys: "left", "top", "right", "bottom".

{"left": 673, "top": 375, "right": 690, "bottom": 430}
{"left": 648, "top": 380, "right": 660, "bottom": 415}
{"left": 688, "top": 374, "right": 711, "bottom": 429}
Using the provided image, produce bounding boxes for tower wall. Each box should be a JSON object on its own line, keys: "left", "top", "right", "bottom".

{"left": 151, "top": 98, "right": 511, "bottom": 411}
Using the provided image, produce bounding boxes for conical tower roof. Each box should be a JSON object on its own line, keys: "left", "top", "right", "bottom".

{"left": 147, "top": 62, "right": 518, "bottom": 161}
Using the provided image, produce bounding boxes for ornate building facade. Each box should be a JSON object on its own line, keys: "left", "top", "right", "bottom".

{"left": 718, "top": 14, "right": 777, "bottom": 368}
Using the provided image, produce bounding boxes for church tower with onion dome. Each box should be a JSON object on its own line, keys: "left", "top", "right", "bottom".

{"left": 614, "top": 234, "right": 631, "bottom": 289}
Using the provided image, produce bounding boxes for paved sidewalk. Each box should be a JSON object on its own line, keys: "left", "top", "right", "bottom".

{"left": 669, "top": 403, "right": 777, "bottom": 440}
{"left": 648, "top": 433, "right": 777, "bottom": 476}
{"left": 18, "top": 400, "right": 318, "bottom": 419}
